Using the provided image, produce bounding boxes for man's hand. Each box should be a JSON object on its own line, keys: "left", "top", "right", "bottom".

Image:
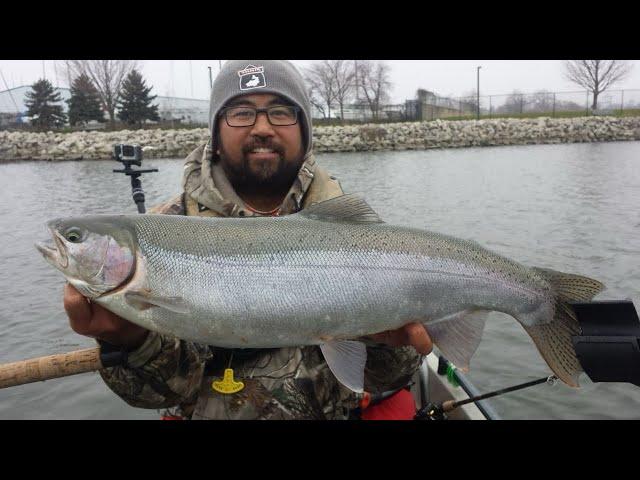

{"left": 64, "top": 283, "right": 150, "bottom": 350}
{"left": 367, "top": 322, "right": 433, "bottom": 355}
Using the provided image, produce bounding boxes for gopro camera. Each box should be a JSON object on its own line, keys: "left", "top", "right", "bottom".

{"left": 112, "top": 143, "right": 157, "bottom": 214}
{"left": 113, "top": 144, "right": 143, "bottom": 166}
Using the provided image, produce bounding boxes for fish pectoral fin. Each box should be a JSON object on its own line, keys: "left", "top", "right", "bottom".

{"left": 426, "top": 309, "right": 491, "bottom": 371}
{"left": 320, "top": 340, "right": 367, "bottom": 393}
{"left": 124, "top": 291, "right": 190, "bottom": 314}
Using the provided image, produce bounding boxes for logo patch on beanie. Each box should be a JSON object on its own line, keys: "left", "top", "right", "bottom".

{"left": 238, "top": 65, "right": 266, "bottom": 91}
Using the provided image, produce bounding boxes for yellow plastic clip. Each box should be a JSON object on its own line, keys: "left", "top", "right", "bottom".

{"left": 211, "top": 368, "right": 245, "bottom": 394}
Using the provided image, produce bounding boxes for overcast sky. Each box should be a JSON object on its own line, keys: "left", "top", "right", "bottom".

{"left": 1, "top": 60, "right": 639, "bottom": 103}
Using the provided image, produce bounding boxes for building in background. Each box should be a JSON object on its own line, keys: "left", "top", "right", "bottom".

{"left": 155, "top": 96, "right": 208, "bottom": 125}
{"left": 0, "top": 86, "right": 71, "bottom": 126}
{"left": 0, "top": 86, "right": 210, "bottom": 127}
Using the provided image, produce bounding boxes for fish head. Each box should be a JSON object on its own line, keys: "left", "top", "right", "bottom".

{"left": 35, "top": 216, "right": 136, "bottom": 299}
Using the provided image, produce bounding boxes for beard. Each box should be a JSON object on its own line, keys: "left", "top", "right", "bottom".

{"left": 219, "top": 138, "right": 303, "bottom": 191}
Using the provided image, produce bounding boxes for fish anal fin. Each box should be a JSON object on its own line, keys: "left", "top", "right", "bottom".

{"left": 426, "top": 309, "right": 490, "bottom": 371}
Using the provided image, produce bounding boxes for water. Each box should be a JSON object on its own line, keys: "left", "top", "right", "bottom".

{"left": 1, "top": 141, "right": 639, "bottom": 419}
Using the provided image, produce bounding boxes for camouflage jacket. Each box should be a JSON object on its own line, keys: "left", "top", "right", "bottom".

{"left": 99, "top": 142, "right": 424, "bottom": 419}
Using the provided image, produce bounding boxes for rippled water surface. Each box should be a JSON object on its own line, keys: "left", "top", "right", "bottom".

{"left": 1, "top": 141, "right": 638, "bottom": 419}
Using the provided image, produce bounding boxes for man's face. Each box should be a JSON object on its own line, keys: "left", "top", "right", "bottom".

{"left": 217, "top": 93, "right": 305, "bottom": 189}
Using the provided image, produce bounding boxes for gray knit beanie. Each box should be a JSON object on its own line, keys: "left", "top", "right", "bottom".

{"left": 208, "top": 60, "right": 312, "bottom": 157}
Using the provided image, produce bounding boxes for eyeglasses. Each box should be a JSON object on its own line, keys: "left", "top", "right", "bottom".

{"left": 221, "top": 105, "right": 300, "bottom": 127}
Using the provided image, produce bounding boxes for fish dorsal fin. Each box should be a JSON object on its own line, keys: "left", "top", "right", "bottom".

{"left": 320, "top": 340, "right": 367, "bottom": 393}
{"left": 298, "top": 194, "right": 384, "bottom": 224}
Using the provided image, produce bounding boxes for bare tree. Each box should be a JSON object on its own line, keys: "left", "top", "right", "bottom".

{"left": 502, "top": 90, "right": 528, "bottom": 114}
{"left": 459, "top": 90, "right": 479, "bottom": 115}
{"left": 328, "top": 60, "right": 355, "bottom": 120}
{"left": 357, "top": 61, "right": 392, "bottom": 121}
{"left": 304, "top": 61, "right": 336, "bottom": 119}
{"left": 564, "top": 60, "right": 632, "bottom": 111}
{"left": 531, "top": 90, "right": 554, "bottom": 112}
{"left": 63, "top": 60, "right": 139, "bottom": 123}
{"left": 307, "top": 85, "right": 327, "bottom": 119}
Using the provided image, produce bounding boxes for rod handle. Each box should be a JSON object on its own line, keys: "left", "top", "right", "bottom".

{"left": 0, "top": 347, "right": 103, "bottom": 389}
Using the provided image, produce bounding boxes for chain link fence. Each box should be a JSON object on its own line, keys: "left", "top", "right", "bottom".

{"left": 470, "top": 89, "right": 640, "bottom": 119}
{"left": 312, "top": 89, "right": 640, "bottom": 123}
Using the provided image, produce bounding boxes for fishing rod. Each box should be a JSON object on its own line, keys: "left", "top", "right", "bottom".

{"left": 415, "top": 300, "right": 640, "bottom": 420}
{"left": 0, "top": 346, "right": 124, "bottom": 389}
{"left": 415, "top": 355, "right": 556, "bottom": 420}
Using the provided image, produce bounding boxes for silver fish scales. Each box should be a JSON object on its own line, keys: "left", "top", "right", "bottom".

{"left": 36, "top": 194, "right": 604, "bottom": 391}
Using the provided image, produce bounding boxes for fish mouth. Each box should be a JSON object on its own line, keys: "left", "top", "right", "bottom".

{"left": 35, "top": 225, "right": 68, "bottom": 270}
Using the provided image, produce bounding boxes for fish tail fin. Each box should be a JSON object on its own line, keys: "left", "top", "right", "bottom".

{"left": 522, "top": 268, "right": 605, "bottom": 387}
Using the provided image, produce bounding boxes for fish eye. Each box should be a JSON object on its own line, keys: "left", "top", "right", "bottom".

{"left": 64, "top": 228, "right": 84, "bottom": 243}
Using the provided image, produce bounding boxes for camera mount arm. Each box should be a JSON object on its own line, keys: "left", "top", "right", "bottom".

{"left": 112, "top": 144, "right": 158, "bottom": 214}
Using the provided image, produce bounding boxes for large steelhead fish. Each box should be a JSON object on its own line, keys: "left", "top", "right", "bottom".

{"left": 36, "top": 194, "right": 604, "bottom": 392}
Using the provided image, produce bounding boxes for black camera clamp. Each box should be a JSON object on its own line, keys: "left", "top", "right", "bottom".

{"left": 571, "top": 300, "right": 640, "bottom": 387}
{"left": 112, "top": 144, "right": 158, "bottom": 214}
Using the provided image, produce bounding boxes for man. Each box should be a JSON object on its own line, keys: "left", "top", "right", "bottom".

{"left": 63, "top": 60, "right": 432, "bottom": 419}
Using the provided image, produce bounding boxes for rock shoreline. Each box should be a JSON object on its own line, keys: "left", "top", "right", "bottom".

{"left": 1, "top": 116, "right": 639, "bottom": 162}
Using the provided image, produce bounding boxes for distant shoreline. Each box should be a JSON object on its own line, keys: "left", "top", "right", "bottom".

{"left": 1, "top": 116, "right": 639, "bottom": 163}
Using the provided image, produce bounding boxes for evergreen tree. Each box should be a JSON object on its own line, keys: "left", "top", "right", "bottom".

{"left": 117, "top": 70, "right": 160, "bottom": 126}
{"left": 24, "top": 79, "right": 67, "bottom": 129}
{"left": 66, "top": 74, "right": 105, "bottom": 126}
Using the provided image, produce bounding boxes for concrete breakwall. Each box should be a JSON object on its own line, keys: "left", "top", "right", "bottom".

{"left": 1, "top": 116, "right": 640, "bottom": 162}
